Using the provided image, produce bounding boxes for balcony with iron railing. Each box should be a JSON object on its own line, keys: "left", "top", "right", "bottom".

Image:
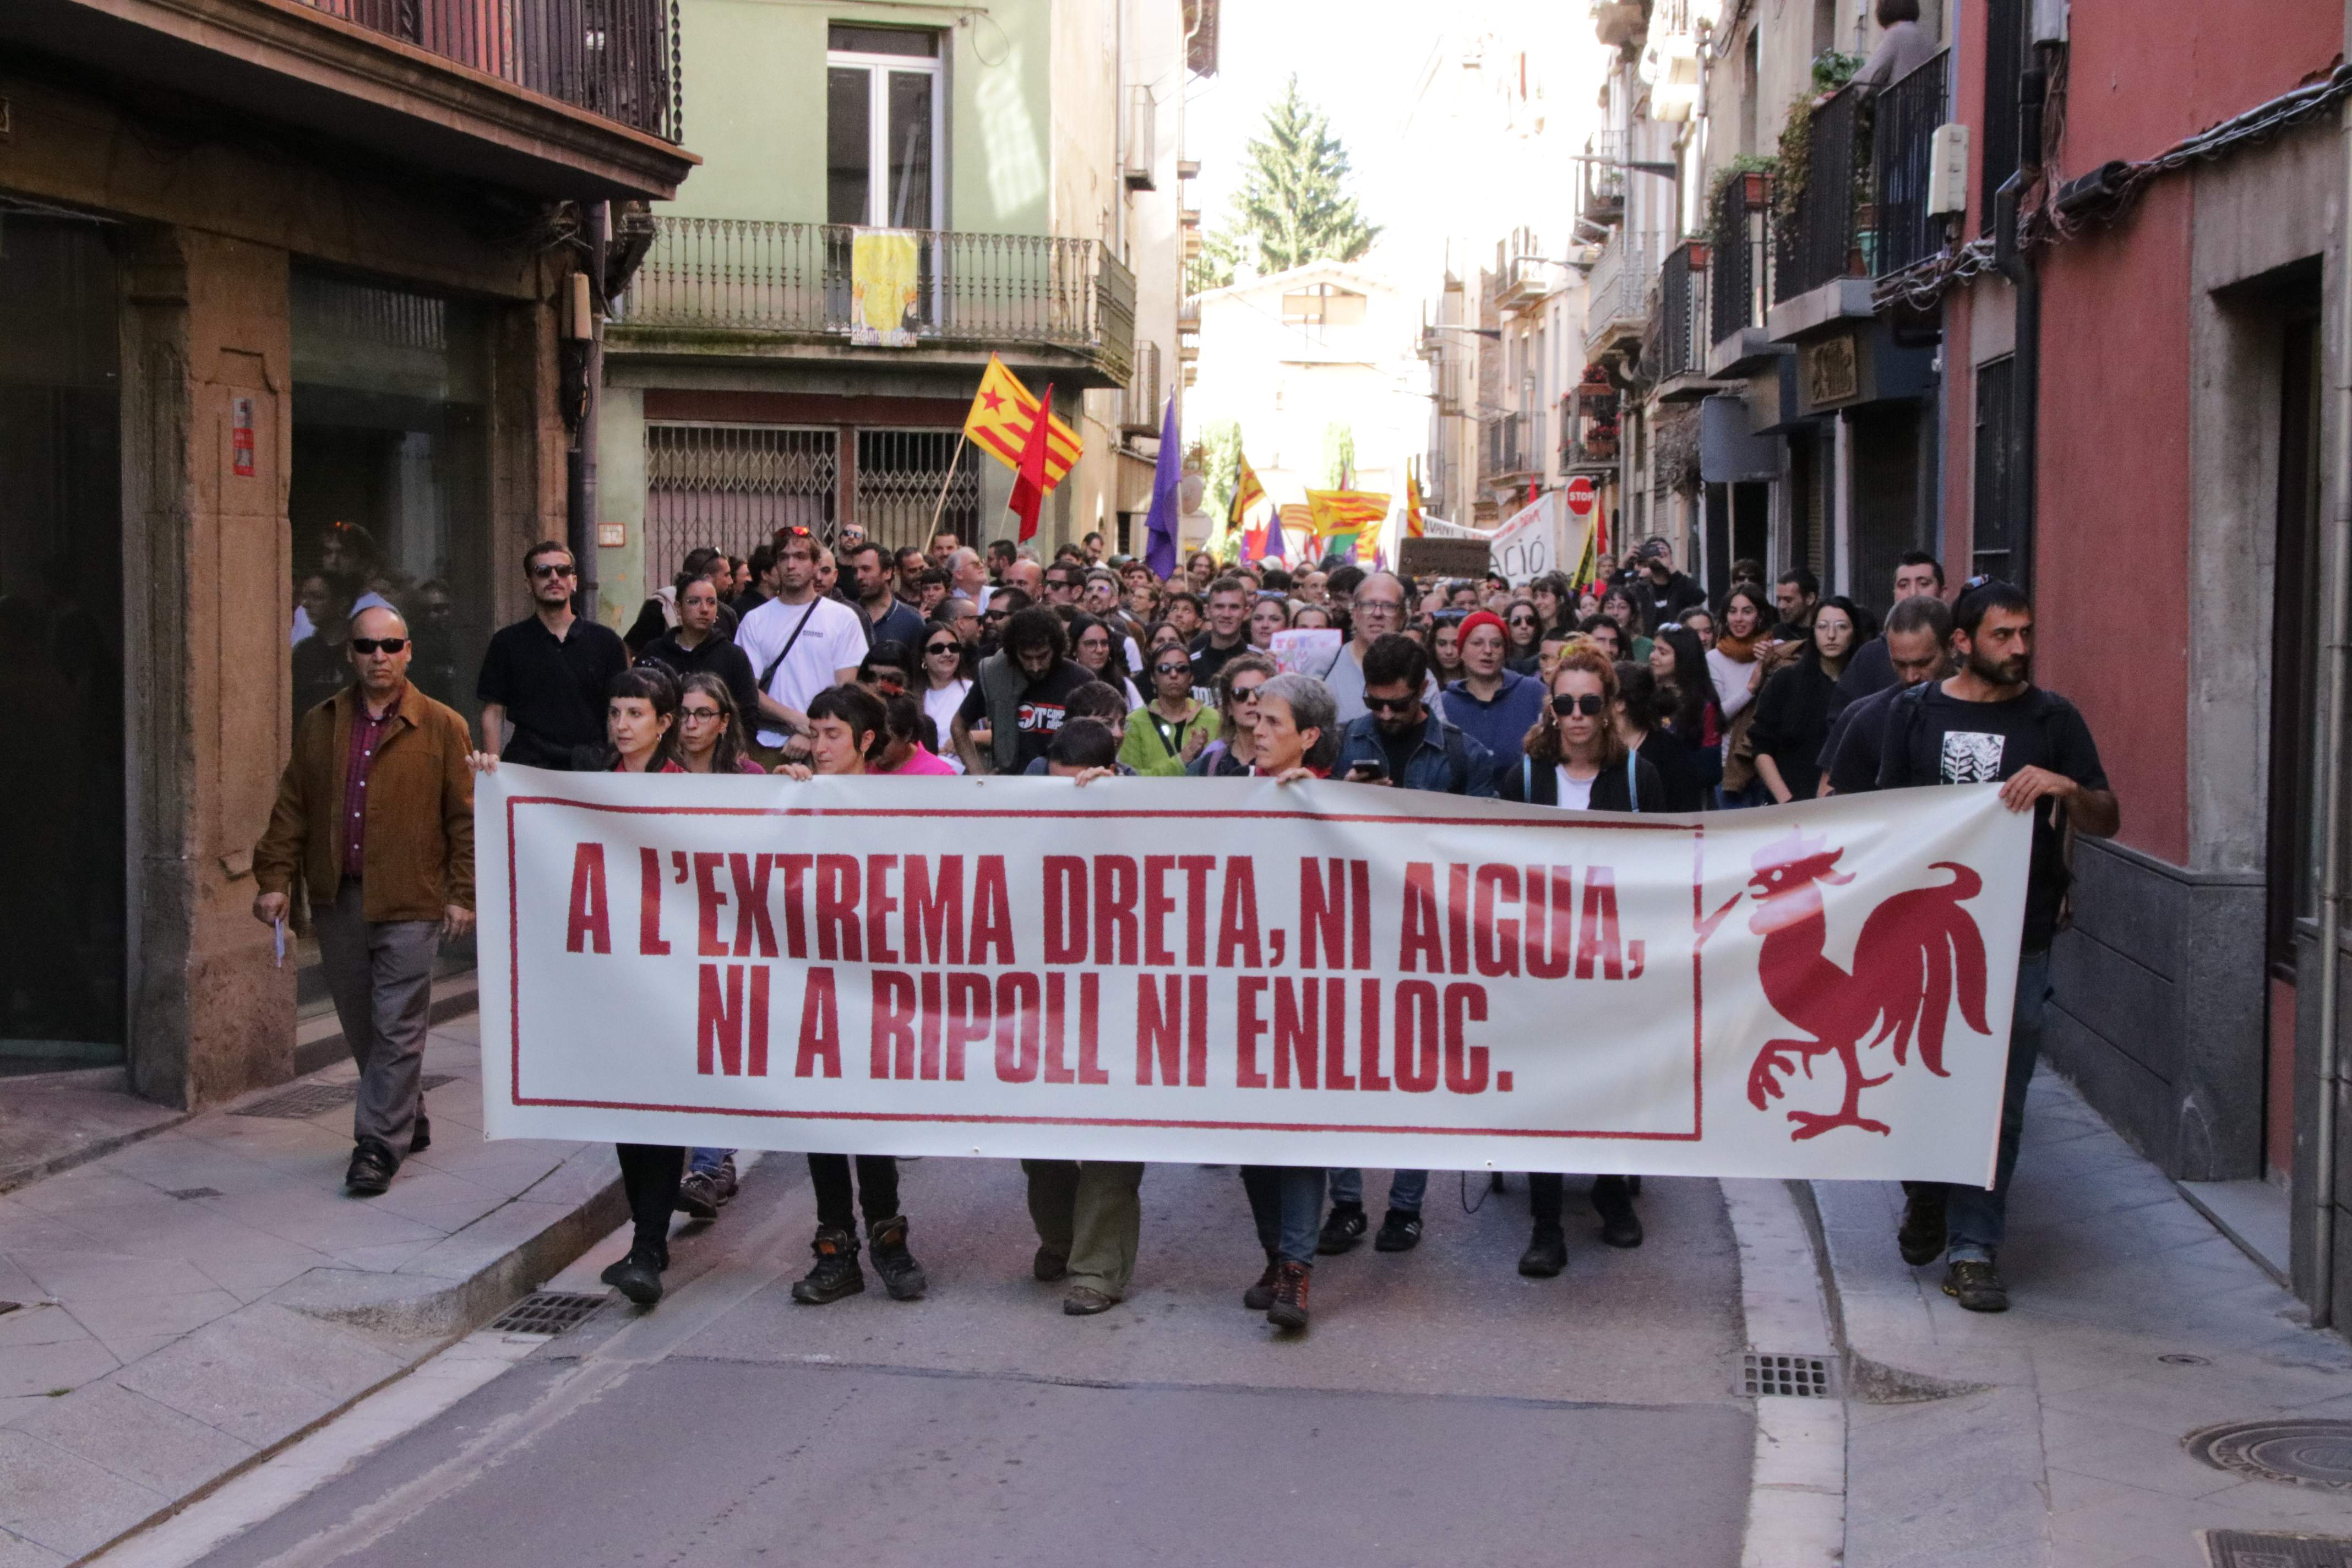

{"left": 615, "top": 218, "right": 1136, "bottom": 388}
{"left": 1582, "top": 227, "right": 1658, "bottom": 363}
{"left": 2, "top": 0, "right": 695, "bottom": 200}
{"left": 1653, "top": 239, "right": 1724, "bottom": 398}
{"left": 1872, "top": 50, "right": 1950, "bottom": 282}
{"left": 1560, "top": 395, "right": 1620, "bottom": 473}
{"left": 1707, "top": 167, "right": 1779, "bottom": 373}
{"left": 1484, "top": 413, "right": 1537, "bottom": 484}
{"left": 1582, "top": 129, "right": 1629, "bottom": 220}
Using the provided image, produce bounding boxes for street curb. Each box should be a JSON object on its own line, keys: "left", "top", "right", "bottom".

{"left": 1722, "top": 1178, "right": 1846, "bottom": 1568}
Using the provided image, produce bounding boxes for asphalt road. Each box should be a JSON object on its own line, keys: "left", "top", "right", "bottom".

{"left": 188, "top": 1157, "right": 1755, "bottom": 1568}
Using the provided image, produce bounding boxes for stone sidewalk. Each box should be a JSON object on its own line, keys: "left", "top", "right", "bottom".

{"left": 0, "top": 1011, "right": 620, "bottom": 1565}
{"left": 1818, "top": 1071, "right": 2352, "bottom": 1568}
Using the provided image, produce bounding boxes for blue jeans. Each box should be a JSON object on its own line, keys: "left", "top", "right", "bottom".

{"left": 689, "top": 1147, "right": 732, "bottom": 1175}
{"left": 1940, "top": 949, "right": 2051, "bottom": 1264}
{"left": 1240, "top": 1166, "right": 1327, "bottom": 1266}
{"left": 1327, "top": 1167, "right": 1428, "bottom": 1214}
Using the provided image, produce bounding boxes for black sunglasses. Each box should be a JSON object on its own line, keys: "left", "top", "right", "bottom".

{"left": 1551, "top": 693, "right": 1607, "bottom": 717}
{"left": 1363, "top": 693, "right": 1418, "bottom": 715}
{"left": 924, "top": 642, "right": 959, "bottom": 656}
{"left": 350, "top": 636, "right": 408, "bottom": 654}
{"left": 529, "top": 562, "right": 575, "bottom": 580}
{"left": 1153, "top": 662, "right": 1190, "bottom": 676}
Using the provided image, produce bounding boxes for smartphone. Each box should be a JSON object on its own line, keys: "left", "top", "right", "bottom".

{"left": 1346, "top": 758, "right": 1387, "bottom": 783}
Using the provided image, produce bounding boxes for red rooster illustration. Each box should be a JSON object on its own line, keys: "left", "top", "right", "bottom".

{"left": 1703, "top": 829, "right": 1991, "bottom": 1140}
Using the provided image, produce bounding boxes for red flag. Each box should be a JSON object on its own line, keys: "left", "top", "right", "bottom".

{"left": 1007, "top": 380, "right": 1057, "bottom": 542}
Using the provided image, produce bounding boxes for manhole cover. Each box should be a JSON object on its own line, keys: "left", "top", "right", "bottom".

{"left": 487, "top": 1292, "right": 607, "bottom": 1336}
{"left": 1742, "top": 1351, "right": 1833, "bottom": 1398}
{"left": 2188, "top": 1420, "right": 2352, "bottom": 1489}
{"left": 2204, "top": 1528, "right": 2352, "bottom": 1567}
{"left": 234, "top": 1074, "right": 461, "bottom": 1119}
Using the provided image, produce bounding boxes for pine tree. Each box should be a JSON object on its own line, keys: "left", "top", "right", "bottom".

{"left": 1200, "top": 76, "right": 1380, "bottom": 286}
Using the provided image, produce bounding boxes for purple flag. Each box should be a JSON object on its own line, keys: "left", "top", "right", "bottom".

{"left": 1142, "top": 395, "right": 1181, "bottom": 580}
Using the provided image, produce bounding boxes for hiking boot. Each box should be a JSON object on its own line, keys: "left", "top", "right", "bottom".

{"left": 1942, "top": 1258, "right": 2009, "bottom": 1313}
{"left": 1063, "top": 1285, "right": 1118, "bottom": 1316}
{"left": 1316, "top": 1202, "right": 1368, "bottom": 1255}
{"left": 1033, "top": 1245, "right": 1069, "bottom": 1283}
{"left": 1593, "top": 1178, "right": 1643, "bottom": 1249}
{"left": 1373, "top": 1208, "right": 1423, "bottom": 1252}
{"left": 868, "top": 1216, "right": 928, "bottom": 1301}
{"left": 1518, "top": 1225, "right": 1568, "bottom": 1278}
{"left": 676, "top": 1168, "right": 722, "bottom": 1221}
{"left": 600, "top": 1249, "right": 664, "bottom": 1306}
{"left": 1242, "top": 1251, "right": 1281, "bottom": 1310}
{"left": 409, "top": 1113, "right": 432, "bottom": 1156}
{"left": 1266, "top": 1260, "right": 1311, "bottom": 1332}
{"left": 1898, "top": 1187, "right": 1947, "bottom": 1266}
{"left": 345, "top": 1139, "right": 398, "bottom": 1197}
{"left": 790, "top": 1227, "right": 865, "bottom": 1305}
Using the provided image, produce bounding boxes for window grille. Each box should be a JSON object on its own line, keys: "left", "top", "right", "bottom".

{"left": 645, "top": 423, "right": 837, "bottom": 570}
{"left": 854, "top": 428, "right": 981, "bottom": 554}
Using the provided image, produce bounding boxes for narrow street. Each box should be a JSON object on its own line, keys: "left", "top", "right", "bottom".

{"left": 168, "top": 1158, "right": 1751, "bottom": 1568}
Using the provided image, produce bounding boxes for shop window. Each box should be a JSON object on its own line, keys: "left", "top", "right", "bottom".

{"left": 0, "top": 215, "right": 124, "bottom": 1072}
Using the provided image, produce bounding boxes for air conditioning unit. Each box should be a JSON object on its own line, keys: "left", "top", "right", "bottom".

{"left": 1125, "top": 88, "right": 1157, "bottom": 190}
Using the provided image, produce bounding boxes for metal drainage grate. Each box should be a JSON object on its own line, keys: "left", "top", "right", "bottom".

{"left": 165, "top": 1187, "right": 222, "bottom": 1201}
{"left": 2189, "top": 1420, "right": 2352, "bottom": 1490}
{"left": 1743, "top": 1351, "right": 1833, "bottom": 1398}
{"left": 2204, "top": 1528, "right": 2352, "bottom": 1567}
{"left": 234, "top": 1074, "right": 461, "bottom": 1120}
{"left": 487, "top": 1292, "right": 608, "bottom": 1336}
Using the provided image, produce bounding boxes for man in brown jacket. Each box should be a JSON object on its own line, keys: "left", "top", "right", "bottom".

{"left": 254, "top": 605, "right": 475, "bottom": 1195}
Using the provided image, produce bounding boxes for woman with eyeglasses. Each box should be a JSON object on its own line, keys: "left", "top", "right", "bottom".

{"left": 1503, "top": 598, "right": 1545, "bottom": 674}
{"left": 915, "top": 618, "right": 973, "bottom": 774}
{"left": 1749, "top": 595, "right": 1863, "bottom": 805}
{"left": 1068, "top": 613, "right": 1145, "bottom": 709}
{"left": 1186, "top": 653, "right": 1278, "bottom": 777}
{"left": 1494, "top": 648, "right": 1656, "bottom": 1274}
{"left": 674, "top": 673, "right": 766, "bottom": 777}
{"left": 1121, "top": 639, "right": 1220, "bottom": 775}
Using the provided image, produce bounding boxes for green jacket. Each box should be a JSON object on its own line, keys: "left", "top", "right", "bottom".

{"left": 1118, "top": 701, "right": 1220, "bottom": 776}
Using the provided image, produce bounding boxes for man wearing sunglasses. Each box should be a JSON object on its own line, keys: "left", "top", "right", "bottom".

{"left": 256, "top": 605, "right": 475, "bottom": 1197}
{"left": 1323, "top": 571, "right": 1438, "bottom": 724}
{"left": 475, "top": 541, "right": 628, "bottom": 768}
{"left": 1320, "top": 632, "right": 1496, "bottom": 1255}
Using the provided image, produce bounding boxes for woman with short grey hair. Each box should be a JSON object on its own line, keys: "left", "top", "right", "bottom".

{"left": 1252, "top": 672, "right": 1340, "bottom": 776}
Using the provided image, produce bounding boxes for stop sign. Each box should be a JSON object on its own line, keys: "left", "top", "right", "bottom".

{"left": 1564, "top": 476, "right": 1597, "bottom": 519}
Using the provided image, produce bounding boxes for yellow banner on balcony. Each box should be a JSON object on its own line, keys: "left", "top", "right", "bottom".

{"left": 850, "top": 230, "right": 921, "bottom": 347}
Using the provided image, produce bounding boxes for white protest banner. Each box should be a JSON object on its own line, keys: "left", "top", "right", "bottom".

{"left": 1487, "top": 492, "right": 1593, "bottom": 587}
{"left": 477, "top": 773, "right": 2030, "bottom": 1185}
{"left": 1267, "top": 628, "right": 1343, "bottom": 680}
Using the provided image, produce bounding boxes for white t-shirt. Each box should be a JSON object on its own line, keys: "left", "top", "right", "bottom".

{"left": 1706, "top": 647, "right": 1758, "bottom": 720}
{"left": 1554, "top": 766, "right": 1595, "bottom": 811}
{"left": 735, "top": 594, "right": 868, "bottom": 747}
{"left": 922, "top": 679, "right": 973, "bottom": 771}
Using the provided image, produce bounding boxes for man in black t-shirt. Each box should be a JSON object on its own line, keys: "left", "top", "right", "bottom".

{"left": 476, "top": 542, "right": 628, "bottom": 767}
{"left": 1876, "top": 579, "right": 2119, "bottom": 1314}
{"left": 951, "top": 607, "right": 1091, "bottom": 774}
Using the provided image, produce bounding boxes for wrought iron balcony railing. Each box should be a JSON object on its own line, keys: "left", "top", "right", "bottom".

{"left": 304, "top": 0, "right": 683, "bottom": 140}
{"left": 1583, "top": 128, "right": 1628, "bottom": 218}
{"left": 1872, "top": 50, "right": 1950, "bottom": 279}
{"left": 1656, "top": 239, "right": 1710, "bottom": 383}
{"left": 1582, "top": 227, "right": 1657, "bottom": 360}
{"left": 1709, "top": 169, "right": 1774, "bottom": 346}
{"left": 1775, "top": 81, "right": 1869, "bottom": 302}
{"left": 619, "top": 219, "right": 1136, "bottom": 382}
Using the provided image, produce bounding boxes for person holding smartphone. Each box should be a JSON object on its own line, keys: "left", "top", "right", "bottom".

{"left": 1317, "top": 634, "right": 1496, "bottom": 1256}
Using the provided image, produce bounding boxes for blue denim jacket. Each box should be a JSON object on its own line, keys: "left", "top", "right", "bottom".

{"left": 1332, "top": 711, "right": 1498, "bottom": 797}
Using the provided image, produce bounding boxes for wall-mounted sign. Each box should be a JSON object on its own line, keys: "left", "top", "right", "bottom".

{"left": 597, "top": 522, "right": 627, "bottom": 548}
{"left": 1803, "top": 334, "right": 1860, "bottom": 407}
{"left": 230, "top": 396, "right": 256, "bottom": 478}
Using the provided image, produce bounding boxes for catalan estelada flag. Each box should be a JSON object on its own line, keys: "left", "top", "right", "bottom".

{"left": 963, "top": 355, "right": 1082, "bottom": 484}
{"left": 1405, "top": 464, "right": 1427, "bottom": 540}
{"left": 1229, "top": 456, "right": 1266, "bottom": 530}
{"left": 1305, "top": 488, "right": 1391, "bottom": 561}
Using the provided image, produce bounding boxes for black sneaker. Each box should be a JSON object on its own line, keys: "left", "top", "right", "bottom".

{"left": 1316, "top": 1202, "right": 1368, "bottom": 1255}
{"left": 1266, "top": 1260, "right": 1311, "bottom": 1332}
{"left": 345, "top": 1139, "right": 398, "bottom": 1197}
{"left": 790, "top": 1227, "right": 865, "bottom": 1305}
{"left": 676, "top": 1169, "right": 722, "bottom": 1221}
{"left": 1593, "top": 1178, "right": 1643, "bottom": 1249}
{"left": 711, "top": 1155, "right": 739, "bottom": 1206}
{"left": 600, "top": 1249, "right": 664, "bottom": 1306}
{"left": 868, "top": 1215, "right": 928, "bottom": 1301}
{"left": 1942, "top": 1258, "right": 2009, "bottom": 1313}
{"left": 1898, "top": 1186, "right": 1947, "bottom": 1266}
{"left": 1518, "top": 1226, "right": 1567, "bottom": 1277}
{"left": 1373, "top": 1209, "right": 1423, "bottom": 1252}
{"left": 1033, "top": 1245, "right": 1069, "bottom": 1283}
{"left": 409, "top": 1114, "right": 432, "bottom": 1156}
{"left": 1242, "top": 1251, "right": 1280, "bottom": 1310}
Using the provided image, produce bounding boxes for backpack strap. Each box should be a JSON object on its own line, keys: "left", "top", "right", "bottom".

{"left": 1522, "top": 755, "right": 1533, "bottom": 801}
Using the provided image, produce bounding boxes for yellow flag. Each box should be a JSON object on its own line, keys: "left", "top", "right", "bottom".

{"left": 962, "top": 355, "right": 1082, "bottom": 484}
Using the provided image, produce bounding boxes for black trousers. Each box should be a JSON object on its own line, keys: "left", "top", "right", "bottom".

{"left": 808, "top": 1153, "right": 901, "bottom": 1233}
{"left": 617, "top": 1144, "right": 685, "bottom": 1262}
{"left": 1528, "top": 1173, "right": 1634, "bottom": 1229}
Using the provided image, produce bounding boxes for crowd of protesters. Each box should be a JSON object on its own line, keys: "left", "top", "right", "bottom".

{"left": 258, "top": 515, "right": 2113, "bottom": 1332}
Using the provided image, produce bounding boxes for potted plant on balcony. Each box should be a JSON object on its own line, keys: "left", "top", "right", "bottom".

{"left": 1708, "top": 154, "right": 1778, "bottom": 214}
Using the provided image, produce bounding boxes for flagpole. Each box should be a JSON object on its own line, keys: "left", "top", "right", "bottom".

{"left": 924, "top": 429, "right": 973, "bottom": 541}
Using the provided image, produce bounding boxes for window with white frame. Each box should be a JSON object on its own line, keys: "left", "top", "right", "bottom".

{"left": 826, "top": 26, "right": 943, "bottom": 230}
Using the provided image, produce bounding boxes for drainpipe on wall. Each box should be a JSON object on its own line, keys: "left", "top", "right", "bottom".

{"left": 574, "top": 201, "right": 608, "bottom": 621}
{"left": 2306, "top": 7, "right": 2352, "bottom": 1329}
